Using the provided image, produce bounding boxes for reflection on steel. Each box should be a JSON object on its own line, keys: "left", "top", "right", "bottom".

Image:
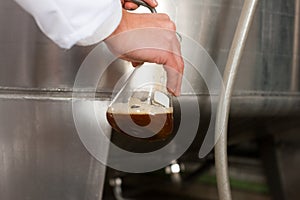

{"left": 291, "top": 0, "right": 300, "bottom": 91}
{"left": 0, "top": 98, "right": 110, "bottom": 200}
{"left": 109, "top": 178, "right": 131, "bottom": 200}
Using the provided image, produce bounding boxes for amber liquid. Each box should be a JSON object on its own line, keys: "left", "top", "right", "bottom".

{"left": 106, "top": 111, "right": 173, "bottom": 141}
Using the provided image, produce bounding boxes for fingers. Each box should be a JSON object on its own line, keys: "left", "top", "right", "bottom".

{"left": 161, "top": 30, "right": 184, "bottom": 96}
{"left": 164, "top": 53, "right": 184, "bottom": 96}
{"left": 123, "top": 2, "right": 139, "bottom": 10}
{"left": 119, "top": 30, "right": 184, "bottom": 96}
{"left": 123, "top": 0, "right": 158, "bottom": 10}
{"left": 141, "top": 0, "right": 158, "bottom": 7}
{"left": 105, "top": 10, "right": 184, "bottom": 96}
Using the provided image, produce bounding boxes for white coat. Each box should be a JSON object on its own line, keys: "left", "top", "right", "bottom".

{"left": 14, "top": 0, "right": 122, "bottom": 49}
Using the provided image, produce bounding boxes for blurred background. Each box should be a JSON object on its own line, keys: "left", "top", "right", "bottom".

{"left": 0, "top": 0, "right": 299, "bottom": 199}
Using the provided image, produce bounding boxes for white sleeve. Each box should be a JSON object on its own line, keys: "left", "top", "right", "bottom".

{"left": 14, "top": 0, "right": 122, "bottom": 49}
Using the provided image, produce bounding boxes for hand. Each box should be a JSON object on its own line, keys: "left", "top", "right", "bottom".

{"left": 121, "top": 0, "right": 158, "bottom": 10}
{"left": 104, "top": 9, "right": 184, "bottom": 96}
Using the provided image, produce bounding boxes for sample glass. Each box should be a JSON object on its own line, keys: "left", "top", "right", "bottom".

{"left": 106, "top": 63, "right": 174, "bottom": 141}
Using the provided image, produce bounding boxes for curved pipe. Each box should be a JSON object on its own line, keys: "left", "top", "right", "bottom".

{"left": 214, "top": 0, "right": 259, "bottom": 200}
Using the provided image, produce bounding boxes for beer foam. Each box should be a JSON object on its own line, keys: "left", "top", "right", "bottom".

{"left": 107, "top": 97, "right": 173, "bottom": 115}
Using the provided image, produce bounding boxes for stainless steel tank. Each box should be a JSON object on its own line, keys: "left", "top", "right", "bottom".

{"left": 0, "top": 0, "right": 299, "bottom": 199}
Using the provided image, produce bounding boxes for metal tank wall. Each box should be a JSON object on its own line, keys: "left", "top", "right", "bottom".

{"left": 0, "top": 0, "right": 299, "bottom": 199}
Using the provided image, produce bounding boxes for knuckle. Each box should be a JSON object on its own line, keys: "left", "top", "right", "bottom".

{"left": 168, "top": 21, "right": 176, "bottom": 31}
{"left": 156, "top": 14, "right": 176, "bottom": 31}
{"left": 158, "top": 13, "right": 171, "bottom": 21}
{"left": 162, "top": 21, "right": 176, "bottom": 31}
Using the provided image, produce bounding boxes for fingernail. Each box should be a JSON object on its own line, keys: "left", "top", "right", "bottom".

{"left": 152, "top": 0, "right": 158, "bottom": 6}
{"left": 168, "top": 88, "right": 176, "bottom": 96}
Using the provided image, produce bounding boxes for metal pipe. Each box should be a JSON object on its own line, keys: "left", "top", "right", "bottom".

{"left": 214, "top": 0, "right": 259, "bottom": 200}
{"left": 291, "top": 0, "right": 300, "bottom": 91}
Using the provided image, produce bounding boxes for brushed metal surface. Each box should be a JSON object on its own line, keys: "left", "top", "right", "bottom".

{"left": 0, "top": 0, "right": 298, "bottom": 93}
{"left": 0, "top": 99, "right": 110, "bottom": 200}
{"left": 0, "top": 0, "right": 299, "bottom": 199}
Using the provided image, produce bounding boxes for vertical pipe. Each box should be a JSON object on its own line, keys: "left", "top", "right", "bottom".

{"left": 291, "top": 0, "right": 300, "bottom": 91}
{"left": 214, "top": 0, "right": 259, "bottom": 200}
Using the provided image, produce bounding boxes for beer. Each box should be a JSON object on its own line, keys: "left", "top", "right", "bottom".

{"left": 106, "top": 102, "right": 173, "bottom": 141}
